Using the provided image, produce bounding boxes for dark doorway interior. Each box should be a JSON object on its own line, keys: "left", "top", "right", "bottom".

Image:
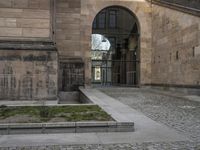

{"left": 91, "top": 6, "right": 140, "bottom": 86}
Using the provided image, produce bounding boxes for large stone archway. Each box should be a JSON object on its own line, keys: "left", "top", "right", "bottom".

{"left": 80, "top": 0, "right": 152, "bottom": 86}
{"left": 91, "top": 6, "right": 140, "bottom": 86}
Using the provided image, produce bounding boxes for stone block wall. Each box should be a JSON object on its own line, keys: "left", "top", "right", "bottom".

{"left": 0, "top": 0, "right": 51, "bottom": 40}
{"left": 0, "top": 0, "right": 199, "bottom": 95}
{"left": 152, "top": 4, "right": 200, "bottom": 86}
{"left": 0, "top": 0, "right": 57, "bottom": 101}
{"left": 0, "top": 49, "right": 58, "bottom": 100}
{"left": 54, "top": 0, "right": 152, "bottom": 86}
{"left": 79, "top": 0, "right": 152, "bottom": 85}
{"left": 55, "top": 0, "right": 81, "bottom": 58}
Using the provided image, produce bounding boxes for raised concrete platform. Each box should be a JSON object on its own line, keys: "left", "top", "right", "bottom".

{"left": 0, "top": 99, "right": 134, "bottom": 134}
{"left": 79, "top": 88, "right": 189, "bottom": 141}
{"left": 0, "top": 121, "right": 134, "bottom": 135}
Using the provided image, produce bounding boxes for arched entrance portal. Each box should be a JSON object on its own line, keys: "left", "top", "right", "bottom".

{"left": 91, "top": 6, "right": 140, "bottom": 86}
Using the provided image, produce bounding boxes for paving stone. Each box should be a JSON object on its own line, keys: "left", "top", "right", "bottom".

{"left": 1, "top": 88, "right": 200, "bottom": 149}
{"left": 1, "top": 142, "right": 200, "bottom": 150}
{"left": 100, "top": 87, "right": 200, "bottom": 143}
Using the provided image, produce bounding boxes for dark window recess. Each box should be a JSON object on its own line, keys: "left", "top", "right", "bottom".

{"left": 108, "top": 37, "right": 116, "bottom": 51}
{"left": 192, "top": 47, "right": 195, "bottom": 57}
{"left": 124, "top": 38, "right": 129, "bottom": 49}
{"left": 93, "top": 17, "right": 97, "bottom": 29}
{"left": 132, "top": 23, "right": 138, "bottom": 33}
{"left": 109, "top": 10, "right": 117, "bottom": 28}
{"left": 176, "top": 51, "right": 179, "bottom": 60}
{"left": 98, "top": 11, "right": 106, "bottom": 29}
{"left": 114, "top": 44, "right": 121, "bottom": 60}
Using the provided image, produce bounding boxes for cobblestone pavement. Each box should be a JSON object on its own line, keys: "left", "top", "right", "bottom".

{"left": 100, "top": 88, "right": 200, "bottom": 142}
{"left": 0, "top": 141, "right": 200, "bottom": 150}
{"left": 1, "top": 88, "right": 200, "bottom": 150}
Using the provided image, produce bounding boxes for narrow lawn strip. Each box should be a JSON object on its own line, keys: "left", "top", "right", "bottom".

{"left": 0, "top": 105, "right": 113, "bottom": 123}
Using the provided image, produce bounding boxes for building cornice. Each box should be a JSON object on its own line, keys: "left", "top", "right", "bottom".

{"left": 147, "top": 0, "right": 200, "bottom": 17}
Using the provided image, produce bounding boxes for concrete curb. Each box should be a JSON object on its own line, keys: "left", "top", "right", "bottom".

{"left": 0, "top": 121, "right": 134, "bottom": 135}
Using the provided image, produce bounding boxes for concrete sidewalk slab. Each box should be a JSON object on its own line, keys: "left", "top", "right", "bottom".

{"left": 0, "top": 131, "right": 188, "bottom": 147}
{"left": 80, "top": 88, "right": 189, "bottom": 141}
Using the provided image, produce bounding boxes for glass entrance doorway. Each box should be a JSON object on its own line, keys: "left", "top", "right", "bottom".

{"left": 91, "top": 7, "right": 140, "bottom": 86}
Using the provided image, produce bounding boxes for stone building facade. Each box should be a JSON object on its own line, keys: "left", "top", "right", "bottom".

{"left": 0, "top": 0, "right": 199, "bottom": 100}
{"left": 152, "top": 4, "right": 200, "bottom": 87}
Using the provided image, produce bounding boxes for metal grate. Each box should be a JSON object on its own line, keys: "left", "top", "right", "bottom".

{"left": 92, "top": 60, "right": 138, "bottom": 86}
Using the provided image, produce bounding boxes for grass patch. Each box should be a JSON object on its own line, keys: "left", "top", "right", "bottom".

{"left": 0, "top": 105, "right": 113, "bottom": 123}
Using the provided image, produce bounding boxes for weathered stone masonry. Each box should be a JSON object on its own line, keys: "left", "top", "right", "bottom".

{"left": 0, "top": 48, "right": 57, "bottom": 100}
{"left": 0, "top": 0, "right": 51, "bottom": 40}
{"left": 151, "top": 4, "right": 200, "bottom": 87}
{"left": 0, "top": 0, "right": 199, "bottom": 100}
{"left": 0, "top": 0, "right": 58, "bottom": 100}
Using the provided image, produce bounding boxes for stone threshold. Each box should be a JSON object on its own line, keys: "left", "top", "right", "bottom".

{"left": 0, "top": 121, "right": 134, "bottom": 135}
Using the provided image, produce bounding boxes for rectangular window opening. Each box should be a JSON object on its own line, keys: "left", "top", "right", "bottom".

{"left": 109, "top": 10, "right": 117, "bottom": 28}
{"left": 176, "top": 51, "right": 179, "bottom": 60}
{"left": 192, "top": 47, "right": 195, "bottom": 57}
{"left": 98, "top": 11, "right": 106, "bottom": 29}
{"left": 93, "top": 18, "right": 97, "bottom": 29}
